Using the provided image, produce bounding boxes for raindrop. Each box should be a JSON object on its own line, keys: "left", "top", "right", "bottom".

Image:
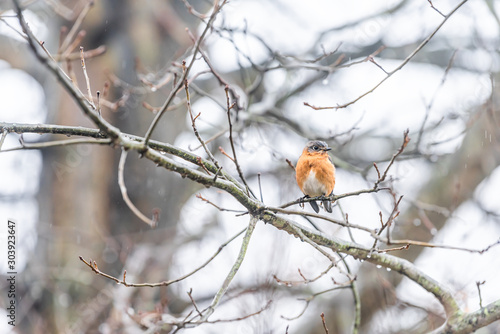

{"left": 360, "top": 259, "right": 364, "bottom": 263}
{"left": 151, "top": 87, "right": 157, "bottom": 92}
{"left": 430, "top": 228, "right": 437, "bottom": 235}
{"left": 376, "top": 265, "right": 382, "bottom": 269}
{"left": 386, "top": 268, "right": 391, "bottom": 272}
{"left": 413, "top": 218, "right": 421, "bottom": 226}
{"left": 366, "top": 254, "right": 371, "bottom": 259}
{"left": 322, "top": 78, "right": 329, "bottom": 85}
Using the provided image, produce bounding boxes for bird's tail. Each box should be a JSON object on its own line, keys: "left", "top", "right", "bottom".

{"left": 323, "top": 199, "right": 332, "bottom": 213}
{"left": 309, "top": 201, "right": 320, "bottom": 213}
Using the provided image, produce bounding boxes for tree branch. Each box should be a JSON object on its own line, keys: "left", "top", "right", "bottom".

{"left": 13, "top": 0, "right": 121, "bottom": 139}
{"left": 200, "top": 216, "right": 258, "bottom": 321}
{"left": 143, "top": 0, "right": 228, "bottom": 145}
{"left": 430, "top": 299, "right": 500, "bottom": 334}
{"left": 78, "top": 227, "right": 246, "bottom": 288}
{"left": 303, "top": 0, "right": 469, "bottom": 110}
{"left": 118, "top": 149, "right": 157, "bottom": 227}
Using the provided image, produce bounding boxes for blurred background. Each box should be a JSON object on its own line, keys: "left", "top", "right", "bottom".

{"left": 1, "top": 0, "right": 500, "bottom": 333}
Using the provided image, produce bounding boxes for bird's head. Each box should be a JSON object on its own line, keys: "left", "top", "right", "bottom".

{"left": 304, "top": 140, "right": 331, "bottom": 155}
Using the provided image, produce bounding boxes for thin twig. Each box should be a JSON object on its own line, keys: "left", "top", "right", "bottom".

{"left": 196, "top": 193, "right": 247, "bottom": 213}
{"left": 476, "top": 281, "right": 485, "bottom": 308}
{"left": 143, "top": 0, "right": 228, "bottom": 145}
{"left": 224, "top": 85, "right": 255, "bottom": 198}
{"left": 289, "top": 223, "right": 354, "bottom": 280}
{"left": 79, "top": 226, "right": 246, "bottom": 287}
{"left": 279, "top": 187, "right": 390, "bottom": 210}
{"left": 370, "top": 194, "right": 403, "bottom": 251}
{"left": 281, "top": 300, "right": 311, "bottom": 321}
{"left": 303, "top": 0, "right": 469, "bottom": 110}
{"left": 321, "top": 313, "right": 330, "bottom": 334}
{"left": 280, "top": 285, "right": 351, "bottom": 321}
{"left": 187, "top": 289, "right": 203, "bottom": 318}
{"left": 0, "top": 130, "right": 8, "bottom": 150}
{"left": 61, "top": 30, "right": 86, "bottom": 58}
{"left": 273, "top": 263, "right": 335, "bottom": 286}
{"left": 257, "top": 173, "right": 264, "bottom": 202}
{"left": 377, "top": 237, "right": 500, "bottom": 254}
{"left": 12, "top": 2, "right": 120, "bottom": 138}
{"left": 181, "top": 0, "right": 207, "bottom": 19}
{"left": 200, "top": 216, "right": 258, "bottom": 321}
{"left": 96, "top": 91, "right": 102, "bottom": 116}
{"left": 59, "top": 0, "right": 93, "bottom": 53}
{"left": 118, "top": 149, "right": 157, "bottom": 227}
{"left": 0, "top": 138, "right": 111, "bottom": 152}
{"left": 205, "top": 300, "right": 272, "bottom": 323}
{"left": 183, "top": 64, "right": 221, "bottom": 169}
{"left": 339, "top": 255, "right": 360, "bottom": 334}
{"left": 199, "top": 48, "right": 242, "bottom": 112}
{"left": 80, "top": 46, "right": 95, "bottom": 108}
{"left": 427, "top": 0, "right": 446, "bottom": 17}
{"left": 416, "top": 49, "right": 458, "bottom": 149}
{"left": 374, "top": 129, "right": 410, "bottom": 188}
{"left": 189, "top": 128, "right": 227, "bottom": 151}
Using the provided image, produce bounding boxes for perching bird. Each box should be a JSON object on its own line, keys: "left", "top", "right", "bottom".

{"left": 295, "top": 140, "right": 336, "bottom": 213}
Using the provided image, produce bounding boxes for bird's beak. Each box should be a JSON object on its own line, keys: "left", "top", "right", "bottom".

{"left": 324, "top": 147, "right": 332, "bottom": 151}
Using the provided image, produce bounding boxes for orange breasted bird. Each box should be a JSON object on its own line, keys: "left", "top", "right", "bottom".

{"left": 296, "top": 140, "right": 336, "bottom": 213}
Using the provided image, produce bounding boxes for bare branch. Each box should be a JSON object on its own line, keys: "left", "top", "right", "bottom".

{"left": 273, "top": 263, "right": 335, "bottom": 286}
{"left": 118, "top": 149, "right": 157, "bottom": 227}
{"left": 321, "top": 312, "right": 330, "bottom": 334}
{"left": 58, "top": 0, "right": 93, "bottom": 53}
{"left": 0, "top": 137, "right": 111, "bottom": 152}
{"left": 80, "top": 46, "right": 95, "bottom": 108}
{"left": 303, "top": 0, "right": 469, "bottom": 110}
{"left": 143, "top": 0, "right": 229, "bottom": 145}
{"left": 224, "top": 85, "right": 255, "bottom": 198}
{"left": 476, "top": 281, "right": 485, "bottom": 309}
{"left": 427, "top": 0, "right": 446, "bottom": 17}
{"left": 0, "top": 129, "right": 8, "bottom": 150}
{"left": 200, "top": 216, "right": 258, "bottom": 321}
{"left": 12, "top": 1, "right": 121, "bottom": 139}
{"left": 196, "top": 193, "right": 246, "bottom": 213}
{"left": 78, "top": 226, "right": 246, "bottom": 287}
{"left": 373, "top": 129, "right": 410, "bottom": 189}
{"left": 183, "top": 64, "right": 221, "bottom": 169}
{"left": 187, "top": 289, "right": 203, "bottom": 318}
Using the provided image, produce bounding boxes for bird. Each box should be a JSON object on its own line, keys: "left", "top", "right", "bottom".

{"left": 295, "top": 140, "right": 336, "bottom": 213}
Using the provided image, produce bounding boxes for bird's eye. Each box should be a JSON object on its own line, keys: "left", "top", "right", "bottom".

{"left": 313, "top": 146, "right": 319, "bottom": 150}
